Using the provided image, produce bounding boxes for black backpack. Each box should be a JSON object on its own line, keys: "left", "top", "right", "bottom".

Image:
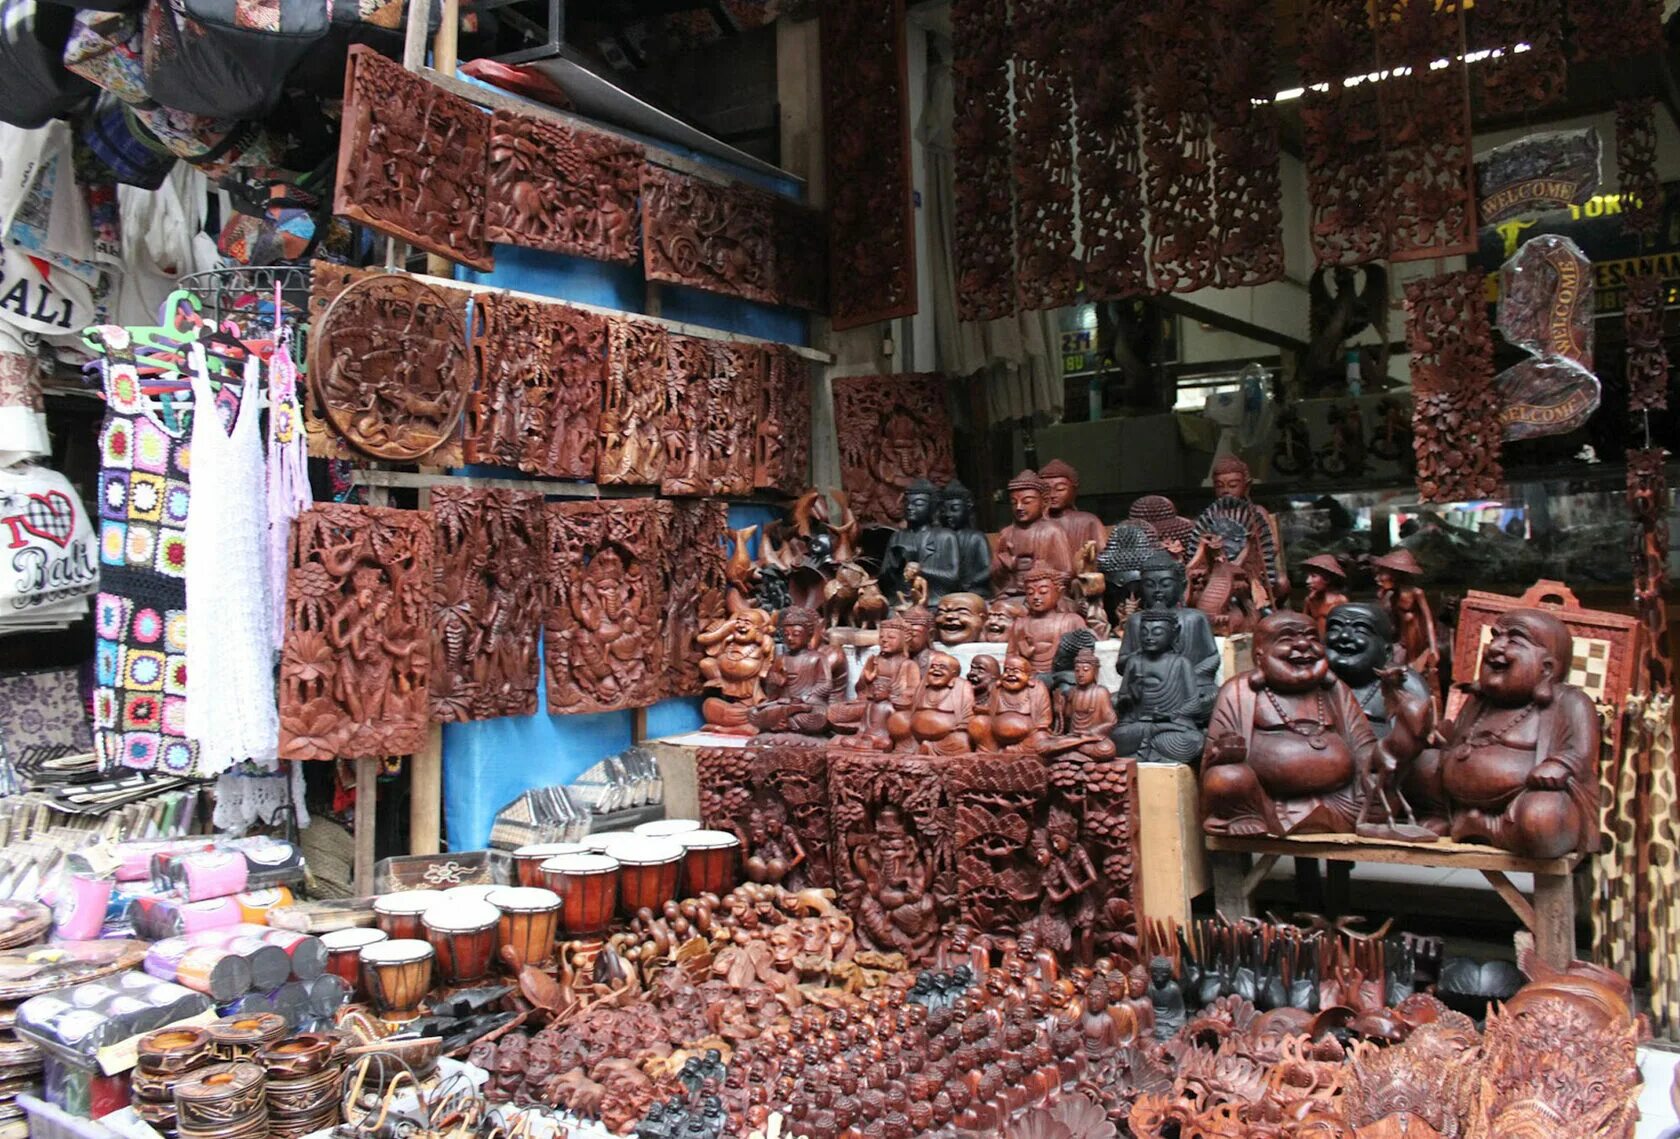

{"left": 141, "top": 0, "right": 326, "bottom": 119}
{"left": 0, "top": 0, "right": 95, "bottom": 128}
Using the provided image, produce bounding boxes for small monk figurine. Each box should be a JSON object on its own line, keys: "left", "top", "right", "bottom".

{"left": 967, "top": 654, "right": 1002, "bottom": 708}
{"left": 969, "top": 654, "right": 1054, "bottom": 753}
{"left": 1204, "top": 453, "right": 1290, "bottom": 602}
{"left": 902, "top": 605, "right": 937, "bottom": 671}
{"left": 1006, "top": 566, "right": 1088, "bottom": 678}
{"left": 880, "top": 479, "right": 959, "bottom": 604}
{"left": 1039, "top": 459, "right": 1108, "bottom": 552}
{"left": 1111, "top": 609, "right": 1208, "bottom": 764}
{"left": 698, "top": 606, "right": 778, "bottom": 735}
{"left": 829, "top": 616, "right": 921, "bottom": 750}
{"left": 991, "top": 470, "right": 1076, "bottom": 596}
{"left": 749, "top": 606, "right": 847, "bottom": 735}
{"left": 1042, "top": 648, "right": 1117, "bottom": 761}
{"left": 983, "top": 598, "right": 1023, "bottom": 643}
{"left": 1120, "top": 551, "right": 1222, "bottom": 704}
{"left": 934, "top": 592, "right": 988, "bottom": 646}
{"left": 1301, "top": 554, "right": 1351, "bottom": 637}
{"left": 1372, "top": 549, "right": 1439, "bottom": 693}
{"left": 1146, "top": 957, "right": 1185, "bottom": 1041}
{"left": 1408, "top": 610, "right": 1599, "bottom": 858}
{"left": 889, "top": 651, "right": 977, "bottom": 756}
{"left": 939, "top": 480, "right": 994, "bottom": 597}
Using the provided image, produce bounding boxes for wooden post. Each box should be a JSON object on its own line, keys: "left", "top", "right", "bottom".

{"left": 1533, "top": 869, "right": 1578, "bottom": 967}
{"left": 1210, "top": 852, "right": 1255, "bottom": 919}
{"left": 410, "top": 728, "right": 443, "bottom": 855}
{"left": 354, "top": 756, "right": 378, "bottom": 896}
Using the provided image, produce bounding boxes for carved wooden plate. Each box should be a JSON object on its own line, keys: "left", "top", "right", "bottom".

{"left": 309, "top": 274, "right": 472, "bottom": 462}
{"left": 0, "top": 902, "right": 49, "bottom": 951}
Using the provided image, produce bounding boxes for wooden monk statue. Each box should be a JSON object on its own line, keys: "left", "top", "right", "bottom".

{"left": 1110, "top": 609, "right": 1207, "bottom": 764}
{"left": 829, "top": 616, "right": 920, "bottom": 751}
{"left": 889, "top": 651, "right": 976, "bottom": 755}
{"left": 991, "top": 469, "right": 1076, "bottom": 597}
{"left": 1038, "top": 459, "right": 1108, "bottom": 553}
{"left": 1042, "top": 648, "right": 1117, "bottom": 762}
{"left": 969, "top": 654, "right": 1055, "bottom": 753}
{"left": 1006, "top": 566, "right": 1088, "bottom": 678}
{"left": 749, "top": 605, "right": 847, "bottom": 735}
{"left": 1120, "top": 550, "right": 1221, "bottom": 707}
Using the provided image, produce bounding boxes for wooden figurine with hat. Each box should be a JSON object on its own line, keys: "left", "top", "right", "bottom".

{"left": 1372, "top": 548, "right": 1439, "bottom": 693}
{"left": 1301, "top": 554, "right": 1350, "bottom": 637}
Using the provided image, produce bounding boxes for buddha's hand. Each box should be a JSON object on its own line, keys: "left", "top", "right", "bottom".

{"left": 1526, "top": 760, "right": 1573, "bottom": 791}
{"left": 1207, "top": 733, "right": 1247, "bottom": 767}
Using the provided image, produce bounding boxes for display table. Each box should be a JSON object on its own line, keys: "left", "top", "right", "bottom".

{"left": 1137, "top": 762, "right": 1209, "bottom": 926}
{"left": 1204, "top": 833, "right": 1584, "bottom": 967}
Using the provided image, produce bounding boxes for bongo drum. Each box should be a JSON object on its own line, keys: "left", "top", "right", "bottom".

{"left": 440, "top": 885, "right": 501, "bottom": 906}
{"left": 511, "top": 843, "right": 585, "bottom": 887}
{"left": 540, "top": 853, "right": 620, "bottom": 938}
{"left": 358, "top": 939, "right": 432, "bottom": 1021}
{"left": 677, "top": 829, "right": 741, "bottom": 898}
{"left": 485, "top": 887, "right": 561, "bottom": 971}
{"left": 421, "top": 899, "right": 499, "bottom": 985}
{"left": 633, "top": 818, "right": 700, "bottom": 839}
{"left": 373, "top": 890, "right": 441, "bottom": 940}
{"left": 580, "top": 834, "right": 622, "bottom": 853}
{"left": 319, "top": 928, "right": 387, "bottom": 997}
{"left": 603, "top": 837, "right": 684, "bottom": 918}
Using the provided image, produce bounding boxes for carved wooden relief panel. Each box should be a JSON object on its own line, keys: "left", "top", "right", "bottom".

{"left": 1011, "top": 0, "right": 1078, "bottom": 311}
{"left": 281, "top": 504, "right": 433, "bottom": 760}
{"left": 756, "top": 346, "right": 811, "bottom": 495}
{"left": 1140, "top": 3, "right": 1217, "bottom": 294}
{"left": 1568, "top": 0, "right": 1663, "bottom": 63}
{"left": 334, "top": 46, "right": 492, "bottom": 271}
{"left": 950, "top": 0, "right": 1015, "bottom": 322}
{"left": 430, "top": 489, "right": 546, "bottom": 722}
{"left": 698, "top": 740, "right": 833, "bottom": 889}
{"left": 821, "top": 0, "right": 915, "bottom": 330}
{"left": 1626, "top": 272, "right": 1669, "bottom": 413}
{"left": 1075, "top": 758, "right": 1143, "bottom": 961}
{"left": 598, "top": 319, "right": 669, "bottom": 486}
{"left": 308, "top": 273, "right": 473, "bottom": 462}
{"left": 467, "top": 293, "right": 607, "bottom": 478}
{"left": 1629, "top": 451, "right": 1672, "bottom": 692}
{"left": 1074, "top": 4, "right": 1147, "bottom": 300}
{"left": 831, "top": 373, "right": 956, "bottom": 526}
{"left": 658, "top": 334, "right": 708, "bottom": 496}
{"left": 1405, "top": 271, "right": 1502, "bottom": 503}
{"left": 485, "top": 110, "right": 642, "bottom": 263}
{"left": 659, "top": 499, "right": 728, "bottom": 699}
{"left": 543, "top": 499, "right": 666, "bottom": 714}
{"left": 1471, "top": 0, "right": 1565, "bottom": 117}
{"left": 1299, "top": 0, "right": 1388, "bottom": 268}
{"left": 704, "top": 342, "right": 761, "bottom": 497}
{"left": 304, "top": 261, "right": 377, "bottom": 461}
{"left": 1207, "top": 0, "right": 1284, "bottom": 289}
{"left": 1617, "top": 98, "right": 1662, "bottom": 239}
{"left": 948, "top": 754, "right": 1047, "bottom": 940}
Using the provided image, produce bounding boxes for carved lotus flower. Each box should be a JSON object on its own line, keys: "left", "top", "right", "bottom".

{"left": 1006, "top": 1092, "right": 1116, "bottom": 1139}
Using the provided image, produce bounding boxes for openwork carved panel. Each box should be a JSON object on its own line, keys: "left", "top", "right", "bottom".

{"left": 304, "top": 261, "right": 377, "bottom": 461}
{"left": 543, "top": 499, "right": 666, "bottom": 714}
{"left": 598, "top": 319, "right": 669, "bottom": 486}
{"left": 1208, "top": 0, "right": 1284, "bottom": 288}
{"left": 429, "top": 489, "right": 546, "bottom": 722}
{"left": 950, "top": 0, "right": 1014, "bottom": 322}
{"left": 1077, "top": 758, "right": 1143, "bottom": 961}
{"left": 1074, "top": 3, "right": 1147, "bottom": 300}
{"left": 1470, "top": 0, "right": 1565, "bottom": 116}
{"left": 1405, "top": 271, "right": 1502, "bottom": 503}
{"left": 698, "top": 740, "right": 833, "bottom": 889}
{"left": 659, "top": 499, "right": 728, "bottom": 698}
{"left": 1140, "top": 2, "right": 1217, "bottom": 294}
{"left": 756, "top": 346, "right": 811, "bottom": 494}
{"left": 659, "top": 334, "right": 708, "bottom": 496}
{"left": 704, "top": 342, "right": 761, "bottom": 496}
{"left": 334, "top": 46, "right": 492, "bottom": 271}
{"left": 1616, "top": 99, "right": 1661, "bottom": 239}
{"left": 831, "top": 373, "right": 956, "bottom": 526}
{"left": 281, "top": 504, "right": 433, "bottom": 760}
{"left": 485, "top": 110, "right": 642, "bottom": 263}
{"left": 307, "top": 274, "right": 473, "bottom": 462}
{"left": 1626, "top": 272, "right": 1669, "bottom": 412}
{"left": 1011, "top": 0, "right": 1078, "bottom": 311}
{"left": 1568, "top": 0, "right": 1663, "bottom": 63}
{"left": 821, "top": 0, "right": 915, "bottom": 329}
{"left": 1299, "top": 0, "right": 1387, "bottom": 268}
{"left": 948, "top": 754, "right": 1047, "bottom": 940}
{"left": 467, "top": 294, "right": 606, "bottom": 478}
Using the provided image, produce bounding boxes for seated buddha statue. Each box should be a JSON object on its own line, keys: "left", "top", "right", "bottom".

{"left": 1110, "top": 609, "right": 1208, "bottom": 764}
{"left": 969, "top": 655, "right": 1054, "bottom": 753}
{"left": 889, "top": 652, "right": 977, "bottom": 756}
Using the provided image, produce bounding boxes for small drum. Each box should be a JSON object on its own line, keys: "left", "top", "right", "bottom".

{"left": 358, "top": 939, "right": 432, "bottom": 1021}
{"left": 422, "top": 899, "right": 499, "bottom": 985}
{"left": 319, "top": 928, "right": 387, "bottom": 997}
{"left": 373, "top": 890, "right": 442, "bottom": 940}
{"left": 677, "top": 829, "right": 741, "bottom": 898}
{"left": 603, "top": 837, "right": 684, "bottom": 918}
{"left": 440, "top": 885, "right": 501, "bottom": 907}
{"left": 485, "top": 887, "right": 561, "bottom": 971}
{"left": 540, "top": 853, "right": 620, "bottom": 937}
{"left": 580, "top": 833, "right": 623, "bottom": 853}
{"left": 633, "top": 818, "right": 700, "bottom": 839}
{"left": 511, "top": 843, "right": 585, "bottom": 888}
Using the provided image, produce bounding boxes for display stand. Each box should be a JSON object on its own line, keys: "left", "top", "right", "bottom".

{"left": 1138, "top": 762, "right": 1209, "bottom": 925}
{"left": 1205, "top": 833, "right": 1583, "bottom": 967}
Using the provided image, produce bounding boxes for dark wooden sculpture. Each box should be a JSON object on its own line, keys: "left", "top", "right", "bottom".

{"left": 1298, "top": 0, "right": 1386, "bottom": 268}
{"left": 830, "top": 374, "right": 956, "bottom": 527}
{"left": 948, "top": 754, "right": 1050, "bottom": 941}
{"left": 1075, "top": 3, "right": 1147, "bottom": 300}
{"left": 950, "top": 0, "right": 1015, "bottom": 322}
{"left": 308, "top": 273, "right": 473, "bottom": 462}
{"left": 334, "top": 46, "right": 492, "bottom": 271}
{"left": 598, "top": 319, "right": 669, "bottom": 486}
{"left": 1569, "top": 0, "right": 1663, "bottom": 63}
{"left": 467, "top": 294, "right": 607, "bottom": 478}
{"left": 1120, "top": 550, "right": 1221, "bottom": 708}
{"left": 544, "top": 500, "right": 666, "bottom": 714}
{"left": 1111, "top": 610, "right": 1208, "bottom": 764}
{"left": 1470, "top": 0, "right": 1566, "bottom": 116}
{"left": 1207, "top": 0, "right": 1284, "bottom": 289}
{"left": 698, "top": 740, "right": 832, "bottom": 889}
{"left": 1011, "top": 0, "right": 1078, "bottom": 311}
{"left": 1138, "top": 3, "right": 1216, "bottom": 294}
{"left": 1617, "top": 98, "right": 1662, "bottom": 239}
{"left": 1325, "top": 601, "right": 1436, "bottom": 751}
{"left": 281, "top": 504, "right": 433, "bottom": 760}
{"left": 430, "top": 489, "right": 546, "bottom": 722}
{"left": 658, "top": 499, "right": 728, "bottom": 699}
{"left": 756, "top": 347, "right": 811, "bottom": 495}
{"left": 1405, "top": 270, "right": 1502, "bottom": 503}
{"left": 821, "top": 0, "right": 914, "bottom": 329}
{"left": 1372, "top": 549, "right": 1439, "bottom": 695}
{"left": 1625, "top": 272, "right": 1670, "bottom": 413}
{"left": 485, "top": 110, "right": 642, "bottom": 263}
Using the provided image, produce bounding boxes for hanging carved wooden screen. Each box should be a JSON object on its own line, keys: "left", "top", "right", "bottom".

{"left": 543, "top": 499, "right": 667, "bottom": 714}
{"left": 430, "top": 489, "right": 547, "bottom": 722}
{"left": 1567, "top": 0, "right": 1663, "bottom": 63}
{"left": 1074, "top": 3, "right": 1147, "bottom": 300}
{"left": 704, "top": 343, "right": 761, "bottom": 497}
{"left": 756, "top": 346, "right": 812, "bottom": 495}
{"left": 696, "top": 740, "right": 833, "bottom": 888}
{"left": 1207, "top": 0, "right": 1284, "bottom": 288}
{"left": 1138, "top": 2, "right": 1217, "bottom": 294}
{"left": 659, "top": 334, "right": 709, "bottom": 497}
{"left": 950, "top": 0, "right": 1014, "bottom": 322}
{"left": 1299, "top": 0, "right": 1387, "bottom": 268}
{"left": 1626, "top": 272, "right": 1670, "bottom": 413}
{"left": 1616, "top": 99, "right": 1662, "bottom": 239}
{"left": 1470, "top": 0, "right": 1566, "bottom": 116}
{"left": 830, "top": 373, "right": 957, "bottom": 526}
{"left": 334, "top": 47, "right": 492, "bottom": 271}
{"left": 597, "top": 319, "right": 669, "bottom": 486}
{"left": 1011, "top": 0, "right": 1078, "bottom": 310}
{"left": 1404, "top": 270, "right": 1502, "bottom": 503}
{"left": 821, "top": 0, "right": 915, "bottom": 329}
{"left": 467, "top": 293, "right": 607, "bottom": 478}
{"left": 281, "top": 504, "right": 433, "bottom": 760}
{"left": 660, "top": 499, "right": 728, "bottom": 699}
{"left": 484, "top": 110, "right": 643, "bottom": 263}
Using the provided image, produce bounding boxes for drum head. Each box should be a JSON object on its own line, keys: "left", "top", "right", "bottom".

{"left": 580, "top": 834, "right": 622, "bottom": 852}
{"left": 440, "top": 885, "right": 500, "bottom": 906}
{"left": 374, "top": 890, "right": 442, "bottom": 916}
{"left": 320, "top": 928, "right": 387, "bottom": 952}
{"left": 603, "top": 836, "right": 684, "bottom": 866}
{"left": 514, "top": 842, "right": 586, "bottom": 859}
{"left": 633, "top": 819, "right": 700, "bottom": 838}
{"left": 359, "top": 939, "right": 433, "bottom": 965}
{"left": 540, "top": 852, "right": 620, "bottom": 875}
{"left": 421, "top": 899, "right": 500, "bottom": 933}
{"left": 486, "top": 887, "right": 560, "bottom": 913}
{"left": 679, "top": 829, "right": 742, "bottom": 850}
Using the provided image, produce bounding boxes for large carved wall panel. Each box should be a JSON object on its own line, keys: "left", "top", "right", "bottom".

{"left": 467, "top": 294, "right": 607, "bottom": 478}
{"left": 598, "top": 320, "right": 669, "bottom": 486}
{"left": 756, "top": 346, "right": 811, "bottom": 495}
{"left": 281, "top": 504, "right": 433, "bottom": 760}
{"left": 1075, "top": 758, "right": 1143, "bottom": 961}
{"left": 1568, "top": 0, "right": 1663, "bottom": 63}
{"left": 1626, "top": 272, "right": 1670, "bottom": 413}
{"left": 430, "top": 489, "right": 546, "bottom": 722}
{"left": 1617, "top": 98, "right": 1662, "bottom": 239}
{"left": 830, "top": 373, "right": 957, "bottom": 526}
{"left": 1074, "top": 4, "right": 1147, "bottom": 300}
{"left": 334, "top": 46, "right": 492, "bottom": 271}
{"left": 1011, "top": 0, "right": 1078, "bottom": 311}
{"left": 544, "top": 500, "right": 666, "bottom": 714}
{"left": 485, "top": 111, "right": 642, "bottom": 263}
{"left": 705, "top": 343, "right": 761, "bottom": 497}
{"left": 1299, "top": 0, "right": 1388, "bottom": 268}
{"left": 1471, "top": 0, "right": 1566, "bottom": 117}
{"left": 698, "top": 740, "right": 833, "bottom": 889}
{"left": 659, "top": 499, "right": 728, "bottom": 699}
{"left": 950, "top": 0, "right": 1015, "bottom": 322}
{"left": 304, "top": 261, "right": 377, "bottom": 461}
{"left": 948, "top": 754, "right": 1047, "bottom": 940}
{"left": 821, "top": 0, "right": 915, "bottom": 330}
{"left": 1405, "top": 271, "right": 1503, "bottom": 503}
{"left": 1139, "top": 3, "right": 1216, "bottom": 294}
{"left": 1207, "top": 0, "right": 1284, "bottom": 288}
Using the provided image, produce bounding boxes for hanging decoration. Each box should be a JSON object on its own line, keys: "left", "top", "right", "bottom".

{"left": 1299, "top": 0, "right": 1388, "bottom": 268}
{"left": 484, "top": 111, "right": 642, "bottom": 264}
{"left": 1139, "top": 3, "right": 1217, "bottom": 294}
{"left": 1629, "top": 450, "right": 1672, "bottom": 692}
{"left": 1207, "top": 0, "right": 1284, "bottom": 288}
{"left": 1011, "top": 0, "right": 1079, "bottom": 310}
{"left": 830, "top": 373, "right": 957, "bottom": 527}
{"left": 1471, "top": 0, "right": 1567, "bottom": 116}
{"left": 1405, "top": 271, "right": 1503, "bottom": 503}
{"left": 1568, "top": 0, "right": 1663, "bottom": 63}
{"left": 950, "top": 0, "right": 1014, "bottom": 322}
{"left": 1625, "top": 272, "right": 1670, "bottom": 413}
{"left": 1493, "top": 234, "right": 1599, "bottom": 441}
{"left": 1616, "top": 98, "right": 1662, "bottom": 239}
{"left": 1073, "top": 3, "right": 1147, "bottom": 300}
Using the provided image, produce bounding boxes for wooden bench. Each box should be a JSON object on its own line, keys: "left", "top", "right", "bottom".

{"left": 1205, "top": 832, "right": 1584, "bottom": 967}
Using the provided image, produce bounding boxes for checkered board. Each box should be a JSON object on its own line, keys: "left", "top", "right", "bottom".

{"left": 1472, "top": 625, "right": 1614, "bottom": 703}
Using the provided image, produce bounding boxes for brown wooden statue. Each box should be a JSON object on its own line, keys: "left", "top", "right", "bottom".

{"left": 829, "top": 617, "right": 921, "bottom": 751}
{"left": 699, "top": 606, "right": 778, "bottom": 735}
{"left": 1006, "top": 567, "right": 1089, "bottom": 677}
{"left": 969, "top": 654, "right": 1055, "bottom": 753}
{"left": 934, "top": 593, "right": 988, "bottom": 646}
{"left": 1301, "top": 554, "right": 1351, "bottom": 638}
{"left": 750, "top": 606, "right": 847, "bottom": 735}
{"left": 1042, "top": 649, "right": 1118, "bottom": 762}
{"left": 1194, "top": 454, "right": 1290, "bottom": 602}
{"left": 1372, "top": 549, "right": 1439, "bottom": 693}
{"left": 1038, "top": 459, "right": 1108, "bottom": 553}
{"left": 1184, "top": 519, "right": 1261, "bottom": 635}
{"left": 889, "top": 652, "right": 977, "bottom": 756}
{"left": 991, "top": 470, "right": 1077, "bottom": 596}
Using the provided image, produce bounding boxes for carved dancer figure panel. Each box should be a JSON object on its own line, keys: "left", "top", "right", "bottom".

{"left": 1568, "top": 0, "right": 1663, "bottom": 63}
{"left": 704, "top": 343, "right": 761, "bottom": 496}
{"left": 334, "top": 46, "right": 492, "bottom": 271}
{"left": 1074, "top": 3, "right": 1147, "bottom": 300}
{"left": 308, "top": 273, "right": 473, "bottom": 462}
{"left": 430, "top": 489, "right": 546, "bottom": 722}
{"left": 1207, "top": 0, "right": 1284, "bottom": 289}
{"left": 1299, "top": 0, "right": 1387, "bottom": 268}
{"left": 950, "top": 0, "right": 1015, "bottom": 322}
{"left": 659, "top": 335, "right": 708, "bottom": 496}
{"left": 281, "top": 504, "right": 433, "bottom": 760}
{"left": 1626, "top": 272, "right": 1670, "bottom": 412}
{"left": 697, "top": 741, "right": 832, "bottom": 889}
{"left": 659, "top": 499, "right": 728, "bottom": 699}
{"left": 485, "top": 110, "right": 642, "bottom": 263}
{"left": 1471, "top": 0, "right": 1565, "bottom": 116}
{"left": 1011, "top": 0, "right": 1078, "bottom": 311}
{"left": 1405, "top": 271, "right": 1502, "bottom": 503}
{"left": 1078, "top": 758, "right": 1143, "bottom": 961}
{"left": 641, "top": 165, "right": 824, "bottom": 311}
{"left": 948, "top": 754, "right": 1048, "bottom": 941}
{"left": 598, "top": 319, "right": 669, "bottom": 486}
{"left": 1616, "top": 99, "right": 1662, "bottom": 239}
{"left": 756, "top": 346, "right": 811, "bottom": 494}
{"left": 821, "top": 0, "right": 915, "bottom": 330}
{"left": 1139, "top": 2, "right": 1217, "bottom": 294}
{"left": 543, "top": 500, "right": 666, "bottom": 714}
{"left": 831, "top": 374, "right": 956, "bottom": 527}
{"left": 467, "top": 294, "right": 606, "bottom": 478}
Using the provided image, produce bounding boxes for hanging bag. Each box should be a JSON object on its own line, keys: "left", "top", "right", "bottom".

{"left": 0, "top": 0, "right": 95, "bottom": 128}
{"left": 141, "top": 0, "right": 325, "bottom": 119}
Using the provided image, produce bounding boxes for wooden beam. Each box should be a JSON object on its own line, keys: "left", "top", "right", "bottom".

{"left": 1532, "top": 870, "right": 1579, "bottom": 968}
{"left": 346, "top": 467, "right": 798, "bottom": 504}
{"left": 1240, "top": 853, "right": 1282, "bottom": 898}
{"left": 353, "top": 756, "right": 378, "bottom": 896}
{"left": 1481, "top": 869, "right": 1538, "bottom": 930}
{"left": 1203, "top": 832, "right": 1583, "bottom": 876}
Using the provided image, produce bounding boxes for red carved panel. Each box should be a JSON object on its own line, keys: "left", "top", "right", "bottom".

{"left": 821, "top": 0, "right": 916, "bottom": 330}
{"left": 1405, "top": 271, "right": 1503, "bottom": 503}
{"left": 334, "top": 47, "right": 492, "bottom": 271}
{"left": 281, "top": 504, "right": 433, "bottom": 760}
{"left": 948, "top": 754, "right": 1048, "bottom": 939}
{"left": 485, "top": 110, "right": 642, "bottom": 263}
{"left": 429, "top": 489, "right": 547, "bottom": 722}
{"left": 950, "top": 0, "right": 1015, "bottom": 322}
{"left": 831, "top": 373, "right": 957, "bottom": 527}
{"left": 1074, "top": 3, "right": 1147, "bottom": 300}
{"left": 698, "top": 740, "right": 833, "bottom": 889}
{"left": 756, "top": 346, "right": 811, "bottom": 495}
{"left": 468, "top": 294, "right": 606, "bottom": 478}
{"left": 704, "top": 342, "right": 761, "bottom": 497}
{"left": 1011, "top": 0, "right": 1078, "bottom": 311}
{"left": 1629, "top": 450, "right": 1672, "bottom": 692}
{"left": 1568, "top": 0, "right": 1663, "bottom": 62}
{"left": 598, "top": 319, "right": 669, "bottom": 486}
{"left": 1139, "top": 3, "right": 1217, "bottom": 293}
{"left": 304, "top": 261, "right": 376, "bottom": 461}
{"left": 1299, "top": 0, "right": 1388, "bottom": 268}
{"left": 1471, "top": 0, "right": 1566, "bottom": 116}
{"left": 659, "top": 499, "right": 728, "bottom": 699}
{"left": 1208, "top": 0, "right": 1284, "bottom": 289}
{"left": 1626, "top": 272, "right": 1670, "bottom": 413}
{"left": 1078, "top": 758, "right": 1143, "bottom": 961}
{"left": 659, "top": 334, "right": 708, "bottom": 496}
{"left": 543, "top": 499, "right": 666, "bottom": 714}
{"left": 1617, "top": 99, "right": 1662, "bottom": 240}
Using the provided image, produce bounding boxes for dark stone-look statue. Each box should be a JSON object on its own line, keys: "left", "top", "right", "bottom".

{"left": 1325, "top": 602, "right": 1434, "bottom": 742}
{"left": 881, "top": 479, "right": 959, "bottom": 604}
{"left": 1111, "top": 609, "right": 1208, "bottom": 764}
{"left": 1147, "top": 956, "right": 1185, "bottom": 1041}
{"left": 939, "top": 480, "right": 993, "bottom": 597}
{"left": 1120, "top": 551, "right": 1221, "bottom": 705}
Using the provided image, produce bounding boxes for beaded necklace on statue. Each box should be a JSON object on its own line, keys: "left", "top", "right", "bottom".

{"left": 1263, "top": 687, "right": 1333, "bottom": 750}
{"left": 1463, "top": 701, "right": 1538, "bottom": 749}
